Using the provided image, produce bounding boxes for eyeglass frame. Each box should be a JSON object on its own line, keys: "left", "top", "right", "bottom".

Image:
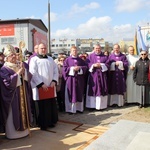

{"left": 141, "top": 53, "right": 147, "bottom": 56}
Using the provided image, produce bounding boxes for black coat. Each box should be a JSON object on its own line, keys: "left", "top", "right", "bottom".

{"left": 133, "top": 57, "right": 150, "bottom": 85}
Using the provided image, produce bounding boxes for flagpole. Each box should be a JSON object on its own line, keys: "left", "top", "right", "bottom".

{"left": 134, "top": 29, "right": 138, "bottom": 55}
{"left": 48, "top": 0, "right": 51, "bottom": 54}
{"left": 19, "top": 42, "right": 31, "bottom": 137}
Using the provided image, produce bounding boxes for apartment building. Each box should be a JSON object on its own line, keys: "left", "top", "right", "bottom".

{"left": 51, "top": 38, "right": 113, "bottom": 55}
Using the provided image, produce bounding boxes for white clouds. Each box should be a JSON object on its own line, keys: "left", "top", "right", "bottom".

{"left": 52, "top": 16, "right": 135, "bottom": 43}
{"left": 113, "top": 24, "right": 132, "bottom": 31}
{"left": 50, "top": 1, "right": 146, "bottom": 43}
{"left": 136, "top": 20, "right": 150, "bottom": 27}
{"left": 68, "top": 2, "right": 100, "bottom": 16}
{"left": 77, "top": 16, "right": 112, "bottom": 37}
{"left": 111, "top": 24, "right": 134, "bottom": 41}
{"left": 146, "top": 1, "right": 150, "bottom": 6}
{"left": 52, "top": 28, "right": 75, "bottom": 38}
{"left": 115, "top": 0, "right": 146, "bottom": 12}
{"left": 78, "top": 16, "right": 112, "bottom": 28}
{"left": 44, "top": 2, "right": 100, "bottom": 24}
{"left": 25, "top": 15, "right": 36, "bottom": 19}
{"left": 52, "top": 16, "right": 112, "bottom": 38}
{"left": 44, "top": 12, "right": 58, "bottom": 22}
{"left": 50, "top": 12, "right": 58, "bottom": 22}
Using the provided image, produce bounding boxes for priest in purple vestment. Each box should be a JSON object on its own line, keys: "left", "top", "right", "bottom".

{"left": 28, "top": 44, "right": 39, "bottom": 65}
{"left": 63, "top": 46, "right": 88, "bottom": 114}
{"left": 0, "top": 44, "right": 32, "bottom": 139}
{"left": 0, "top": 76, "right": 4, "bottom": 133}
{"left": 86, "top": 44, "right": 109, "bottom": 110}
{"left": 108, "top": 44, "right": 128, "bottom": 107}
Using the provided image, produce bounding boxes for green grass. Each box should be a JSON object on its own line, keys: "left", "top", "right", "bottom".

{"left": 143, "top": 107, "right": 150, "bottom": 112}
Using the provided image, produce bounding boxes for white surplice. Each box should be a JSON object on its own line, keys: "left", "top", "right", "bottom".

{"left": 29, "top": 56, "right": 58, "bottom": 100}
{"left": 126, "top": 54, "right": 141, "bottom": 103}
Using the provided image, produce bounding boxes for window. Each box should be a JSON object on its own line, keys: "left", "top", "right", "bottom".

{"left": 1, "top": 37, "right": 16, "bottom": 44}
{"left": 1, "top": 38, "right": 7, "bottom": 44}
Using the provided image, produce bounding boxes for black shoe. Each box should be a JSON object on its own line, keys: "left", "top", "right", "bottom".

{"left": 68, "top": 112, "right": 74, "bottom": 115}
{"left": 40, "top": 127, "right": 47, "bottom": 131}
{"left": 77, "top": 110, "right": 83, "bottom": 114}
{"left": 110, "top": 104, "right": 118, "bottom": 107}
{"left": 41, "top": 127, "right": 54, "bottom": 132}
{"left": 30, "top": 123, "right": 39, "bottom": 128}
{"left": 88, "top": 108, "right": 95, "bottom": 112}
{"left": 49, "top": 124, "right": 55, "bottom": 128}
{"left": 0, "top": 127, "right": 5, "bottom": 133}
{"left": 124, "top": 103, "right": 129, "bottom": 106}
{"left": 59, "top": 107, "right": 64, "bottom": 112}
{"left": 138, "top": 104, "right": 143, "bottom": 108}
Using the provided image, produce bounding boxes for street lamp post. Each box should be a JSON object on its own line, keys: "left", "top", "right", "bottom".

{"left": 48, "top": 1, "right": 51, "bottom": 54}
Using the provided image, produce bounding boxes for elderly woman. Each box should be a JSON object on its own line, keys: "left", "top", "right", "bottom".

{"left": 133, "top": 50, "right": 150, "bottom": 108}
{"left": 0, "top": 44, "right": 32, "bottom": 139}
{"left": 56, "top": 55, "right": 66, "bottom": 112}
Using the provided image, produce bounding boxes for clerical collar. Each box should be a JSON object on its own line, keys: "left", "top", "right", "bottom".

{"left": 94, "top": 52, "right": 101, "bottom": 55}
{"left": 37, "top": 54, "right": 48, "bottom": 58}
{"left": 129, "top": 54, "right": 134, "bottom": 56}
{"left": 114, "top": 52, "right": 120, "bottom": 55}
{"left": 71, "top": 55, "right": 77, "bottom": 58}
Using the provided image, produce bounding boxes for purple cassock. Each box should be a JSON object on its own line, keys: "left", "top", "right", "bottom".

{"left": 108, "top": 53, "right": 128, "bottom": 95}
{"left": 0, "top": 63, "right": 32, "bottom": 131}
{"left": 28, "top": 52, "right": 37, "bottom": 65}
{"left": 0, "top": 77, "right": 4, "bottom": 132}
{"left": 87, "top": 53, "right": 109, "bottom": 96}
{"left": 63, "top": 56, "right": 88, "bottom": 103}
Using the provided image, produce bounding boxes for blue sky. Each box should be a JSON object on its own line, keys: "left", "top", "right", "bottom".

{"left": 0, "top": 0, "right": 150, "bottom": 43}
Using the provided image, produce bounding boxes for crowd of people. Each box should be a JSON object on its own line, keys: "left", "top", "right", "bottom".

{"left": 0, "top": 42, "right": 150, "bottom": 140}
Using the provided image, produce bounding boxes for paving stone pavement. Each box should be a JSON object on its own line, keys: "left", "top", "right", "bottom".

{"left": 0, "top": 105, "right": 142, "bottom": 150}
{"left": 58, "top": 105, "right": 139, "bottom": 127}
{"left": 85, "top": 119, "right": 150, "bottom": 150}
